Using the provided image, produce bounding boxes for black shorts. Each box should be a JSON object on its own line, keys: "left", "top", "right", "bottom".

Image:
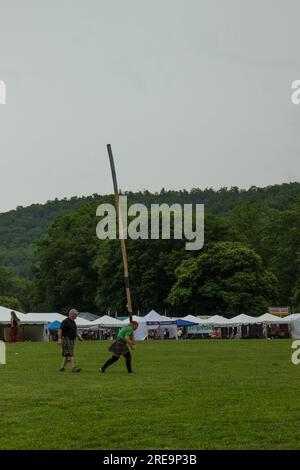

{"left": 62, "top": 337, "right": 75, "bottom": 357}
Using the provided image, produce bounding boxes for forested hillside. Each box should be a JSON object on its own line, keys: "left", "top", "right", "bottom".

{"left": 0, "top": 182, "right": 299, "bottom": 315}
{"left": 0, "top": 183, "right": 299, "bottom": 277}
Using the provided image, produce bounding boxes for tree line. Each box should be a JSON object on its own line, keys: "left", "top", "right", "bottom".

{"left": 0, "top": 183, "right": 299, "bottom": 316}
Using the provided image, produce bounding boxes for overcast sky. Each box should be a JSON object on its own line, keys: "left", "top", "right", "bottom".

{"left": 0, "top": 0, "right": 299, "bottom": 212}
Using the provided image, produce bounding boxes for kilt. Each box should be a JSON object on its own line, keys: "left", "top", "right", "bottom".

{"left": 62, "top": 337, "right": 75, "bottom": 357}
{"left": 108, "top": 337, "right": 129, "bottom": 356}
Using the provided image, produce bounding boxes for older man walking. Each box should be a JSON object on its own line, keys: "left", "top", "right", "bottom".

{"left": 58, "top": 309, "right": 83, "bottom": 372}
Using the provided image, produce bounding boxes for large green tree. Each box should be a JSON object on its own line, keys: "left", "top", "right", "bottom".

{"left": 167, "top": 241, "right": 278, "bottom": 316}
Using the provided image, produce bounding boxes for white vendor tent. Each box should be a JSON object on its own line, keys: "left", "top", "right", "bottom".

{"left": 206, "top": 315, "right": 231, "bottom": 327}
{"left": 0, "top": 307, "right": 48, "bottom": 342}
{"left": 226, "top": 314, "right": 258, "bottom": 326}
{"left": 26, "top": 312, "right": 64, "bottom": 323}
{"left": 121, "top": 315, "right": 142, "bottom": 324}
{"left": 0, "top": 306, "right": 38, "bottom": 324}
{"left": 286, "top": 314, "right": 300, "bottom": 339}
{"left": 284, "top": 314, "right": 300, "bottom": 322}
{"left": 179, "top": 315, "right": 231, "bottom": 327}
{"left": 181, "top": 315, "right": 206, "bottom": 325}
{"left": 253, "top": 313, "right": 290, "bottom": 324}
{"left": 26, "top": 312, "right": 93, "bottom": 328}
{"left": 92, "top": 315, "right": 124, "bottom": 328}
{"left": 135, "top": 310, "right": 177, "bottom": 340}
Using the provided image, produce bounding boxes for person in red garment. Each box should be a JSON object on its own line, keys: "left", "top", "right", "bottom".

{"left": 9, "top": 311, "right": 20, "bottom": 343}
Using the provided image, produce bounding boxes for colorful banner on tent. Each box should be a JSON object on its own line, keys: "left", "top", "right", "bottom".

{"left": 269, "top": 307, "right": 290, "bottom": 316}
{"left": 187, "top": 325, "right": 213, "bottom": 334}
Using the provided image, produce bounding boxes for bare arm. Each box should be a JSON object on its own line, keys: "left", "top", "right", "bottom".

{"left": 125, "top": 334, "right": 135, "bottom": 350}
{"left": 57, "top": 329, "right": 62, "bottom": 343}
{"left": 77, "top": 332, "right": 83, "bottom": 341}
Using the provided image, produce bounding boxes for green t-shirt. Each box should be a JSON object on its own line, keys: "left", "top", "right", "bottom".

{"left": 118, "top": 326, "right": 134, "bottom": 342}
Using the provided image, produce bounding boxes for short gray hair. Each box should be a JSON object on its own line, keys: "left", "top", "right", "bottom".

{"left": 69, "top": 308, "right": 78, "bottom": 316}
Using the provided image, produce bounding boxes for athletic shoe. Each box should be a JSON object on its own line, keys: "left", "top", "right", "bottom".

{"left": 59, "top": 368, "right": 65, "bottom": 372}
{"left": 72, "top": 367, "right": 81, "bottom": 373}
{"left": 99, "top": 368, "right": 105, "bottom": 373}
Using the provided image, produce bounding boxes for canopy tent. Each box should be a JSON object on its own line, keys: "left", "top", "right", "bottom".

{"left": 226, "top": 314, "right": 258, "bottom": 326}
{"left": 78, "top": 312, "right": 100, "bottom": 322}
{"left": 26, "top": 312, "right": 63, "bottom": 323}
{"left": 176, "top": 319, "right": 198, "bottom": 327}
{"left": 180, "top": 315, "right": 231, "bottom": 326}
{"left": 181, "top": 315, "right": 206, "bottom": 325}
{"left": 121, "top": 315, "right": 142, "bottom": 324}
{"left": 91, "top": 315, "right": 124, "bottom": 328}
{"left": 26, "top": 312, "right": 93, "bottom": 328}
{"left": 135, "top": 310, "right": 177, "bottom": 340}
{"left": 0, "top": 306, "right": 44, "bottom": 324}
{"left": 0, "top": 306, "right": 48, "bottom": 342}
{"left": 289, "top": 314, "right": 300, "bottom": 338}
{"left": 252, "top": 313, "right": 290, "bottom": 324}
{"left": 205, "top": 315, "right": 230, "bottom": 327}
{"left": 283, "top": 314, "right": 300, "bottom": 322}
{"left": 141, "top": 310, "right": 175, "bottom": 323}
{"left": 48, "top": 320, "right": 61, "bottom": 331}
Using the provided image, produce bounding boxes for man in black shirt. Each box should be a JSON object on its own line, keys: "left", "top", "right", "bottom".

{"left": 58, "top": 309, "right": 83, "bottom": 372}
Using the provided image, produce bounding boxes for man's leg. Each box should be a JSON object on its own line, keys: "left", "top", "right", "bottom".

{"left": 70, "top": 356, "right": 81, "bottom": 372}
{"left": 60, "top": 338, "right": 68, "bottom": 371}
{"left": 60, "top": 356, "right": 68, "bottom": 370}
{"left": 100, "top": 355, "right": 119, "bottom": 372}
{"left": 124, "top": 351, "right": 132, "bottom": 373}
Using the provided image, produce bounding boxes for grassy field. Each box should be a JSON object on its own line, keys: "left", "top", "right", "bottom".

{"left": 0, "top": 339, "right": 300, "bottom": 450}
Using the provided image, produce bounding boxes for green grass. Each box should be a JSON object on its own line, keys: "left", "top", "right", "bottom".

{"left": 0, "top": 339, "right": 300, "bottom": 450}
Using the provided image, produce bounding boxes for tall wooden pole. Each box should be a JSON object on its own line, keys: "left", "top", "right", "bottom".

{"left": 107, "top": 144, "right": 133, "bottom": 322}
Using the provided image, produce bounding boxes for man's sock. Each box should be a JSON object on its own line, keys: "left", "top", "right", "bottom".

{"left": 101, "top": 355, "right": 119, "bottom": 371}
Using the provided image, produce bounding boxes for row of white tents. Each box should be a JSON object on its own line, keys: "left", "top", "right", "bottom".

{"left": 180, "top": 313, "right": 296, "bottom": 326}
{"left": 0, "top": 308, "right": 94, "bottom": 341}
{"left": 1, "top": 306, "right": 300, "bottom": 341}
{"left": 0, "top": 308, "right": 177, "bottom": 341}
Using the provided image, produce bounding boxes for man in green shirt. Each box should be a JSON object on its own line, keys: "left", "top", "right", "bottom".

{"left": 99, "top": 321, "right": 138, "bottom": 374}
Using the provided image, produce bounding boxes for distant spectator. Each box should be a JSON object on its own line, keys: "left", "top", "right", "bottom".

{"left": 9, "top": 311, "right": 20, "bottom": 343}
{"left": 262, "top": 323, "right": 268, "bottom": 339}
